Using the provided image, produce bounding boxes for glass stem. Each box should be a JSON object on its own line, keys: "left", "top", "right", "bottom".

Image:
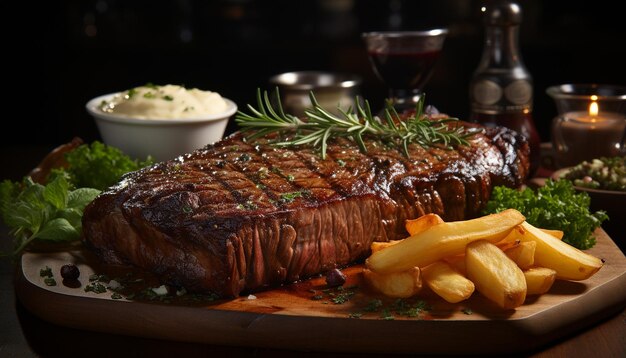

{"left": 388, "top": 88, "right": 421, "bottom": 104}
{"left": 388, "top": 88, "right": 422, "bottom": 113}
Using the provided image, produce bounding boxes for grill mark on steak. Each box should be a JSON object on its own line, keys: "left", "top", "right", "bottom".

{"left": 82, "top": 121, "right": 530, "bottom": 297}
{"left": 221, "top": 144, "right": 284, "bottom": 206}
{"left": 294, "top": 147, "right": 366, "bottom": 200}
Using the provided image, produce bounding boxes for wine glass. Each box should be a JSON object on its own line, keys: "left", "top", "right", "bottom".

{"left": 362, "top": 29, "right": 448, "bottom": 114}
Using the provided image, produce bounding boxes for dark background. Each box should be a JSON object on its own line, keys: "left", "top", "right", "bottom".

{"left": 2, "top": 0, "right": 625, "bottom": 172}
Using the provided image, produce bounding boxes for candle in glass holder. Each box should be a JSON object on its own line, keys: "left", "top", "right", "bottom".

{"left": 552, "top": 100, "right": 626, "bottom": 167}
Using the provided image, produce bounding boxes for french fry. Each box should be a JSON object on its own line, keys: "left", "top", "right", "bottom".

{"left": 497, "top": 224, "right": 526, "bottom": 249}
{"left": 366, "top": 209, "right": 525, "bottom": 274}
{"left": 466, "top": 240, "right": 527, "bottom": 309}
{"left": 443, "top": 255, "right": 466, "bottom": 275}
{"left": 370, "top": 214, "right": 443, "bottom": 253}
{"left": 422, "top": 261, "right": 474, "bottom": 303}
{"left": 371, "top": 213, "right": 444, "bottom": 254}
{"left": 540, "top": 228, "right": 564, "bottom": 240}
{"left": 519, "top": 221, "right": 603, "bottom": 280}
{"left": 405, "top": 213, "right": 444, "bottom": 236}
{"left": 524, "top": 267, "right": 557, "bottom": 295}
{"left": 504, "top": 240, "right": 536, "bottom": 269}
{"left": 362, "top": 267, "right": 422, "bottom": 298}
{"left": 498, "top": 226, "right": 562, "bottom": 248}
{"left": 370, "top": 240, "right": 400, "bottom": 253}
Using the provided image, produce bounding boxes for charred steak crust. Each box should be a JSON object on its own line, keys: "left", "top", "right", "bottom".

{"left": 82, "top": 123, "right": 530, "bottom": 297}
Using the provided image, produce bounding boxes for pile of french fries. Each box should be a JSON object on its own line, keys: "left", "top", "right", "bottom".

{"left": 363, "top": 209, "right": 604, "bottom": 309}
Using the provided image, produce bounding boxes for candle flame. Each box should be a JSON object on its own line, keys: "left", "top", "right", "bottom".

{"left": 589, "top": 101, "right": 599, "bottom": 116}
{"left": 590, "top": 95, "right": 598, "bottom": 101}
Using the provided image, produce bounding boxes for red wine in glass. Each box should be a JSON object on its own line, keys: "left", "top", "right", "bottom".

{"left": 368, "top": 50, "right": 442, "bottom": 94}
{"left": 363, "top": 30, "right": 448, "bottom": 114}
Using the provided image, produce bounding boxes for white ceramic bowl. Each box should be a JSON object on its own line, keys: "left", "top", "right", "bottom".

{"left": 86, "top": 93, "right": 237, "bottom": 162}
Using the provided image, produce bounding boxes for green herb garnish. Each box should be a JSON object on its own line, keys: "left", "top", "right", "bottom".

{"left": 126, "top": 88, "right": 138, "bottom": 99}
{"left": 85, "top": 282, "right": 107, "bottom": 294}
{"left": 40, "top": 266, "right": 53, "bottom": 278}
{"left": 0, "top": 141, "right": 153, "bottom": 256}
{"left": 55, "top": 141, "right": 153, "bottom": 191}
{"left": 326, "top": 286, "right": 356, "bottom": 305}
{"left": 0, "top": 175, "right": 100, "bottom": 256}
{"left": 279, "top": 191, "right": 303, "bottom": 204}
{"left": 238, "top": 153, "right": 252, "bottom": 162}
{"left": 236, "top": 201, "right": 258, "bottom": 211}
{"left": 89, "top": 273, "right": 109, "bottom": 282}
{"left": 235, "top": 89, "right": 479, "bottom": 159}
{"left": 363, "top": 299, "right": 384, "bottom": 312}
{"left": 381, "top": 309, "right": 395, "bottom": 320}
{"left": 44, "top": 277, "right": 57, "bottom": 286}
{"left": 163, "top": 95, "right": 174, "bottom": 101}
{"left": 482, "top": 180, "right": 608, "bottom": 249}
{"left": 391, "top": 299, "right": 426, "bottom": 317}
{"left": 143, "top": 92, "right": 156, "bottom": 99}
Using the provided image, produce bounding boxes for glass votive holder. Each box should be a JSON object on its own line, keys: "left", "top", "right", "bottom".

{"left": 546, "top": 84, "right": 626, "bottom": 168}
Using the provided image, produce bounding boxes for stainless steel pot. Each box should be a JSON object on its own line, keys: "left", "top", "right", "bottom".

{"left": 269, "top": 71, "right": 362, "bottom": 117}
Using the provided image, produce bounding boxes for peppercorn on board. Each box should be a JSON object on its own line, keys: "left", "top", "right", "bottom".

{"left": 15, "top": 228, "right": 626, "bottom": 355}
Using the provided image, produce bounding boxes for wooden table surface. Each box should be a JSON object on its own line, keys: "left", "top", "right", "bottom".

{"left": 1, "top": 145, "right": 624, "bottom": 358}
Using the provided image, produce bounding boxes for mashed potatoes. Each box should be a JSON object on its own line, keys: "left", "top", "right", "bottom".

{"left": 100, "top": 84, "right": 228, "bottom": 119}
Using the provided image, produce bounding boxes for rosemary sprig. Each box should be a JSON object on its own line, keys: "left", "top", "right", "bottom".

{"left": 235, "top": 89, "right": 480, "bottom": 159}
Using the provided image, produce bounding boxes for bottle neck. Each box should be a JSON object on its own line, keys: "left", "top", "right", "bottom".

{"left": 478, "top": 24, "right": 524, "bottom": 70}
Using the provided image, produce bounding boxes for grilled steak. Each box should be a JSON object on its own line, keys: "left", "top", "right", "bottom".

{"left": 82, "top": 123, "right": 530, "bottom": 297}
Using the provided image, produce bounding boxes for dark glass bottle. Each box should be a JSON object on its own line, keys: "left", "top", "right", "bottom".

{"left": 469, "top": 1, "right": 541, "bottom": 176}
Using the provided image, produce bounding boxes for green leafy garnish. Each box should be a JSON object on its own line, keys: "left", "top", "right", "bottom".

{"left": 0, "top": 175, "right": 101, "bottom": 256}
{"left": 56, "top": 141, "right": 153, "bottom": 191}
{"left": 1, "top": 141, "right": 153, "bottom": 256}
{"left": 235, "top": 89, "right": 480, "bottom": 159}
{"left": 40, "top": 266, "right": 53, "bottom": 278}
{"left": 482, "top": 180, "right": 608, "bottom": 249}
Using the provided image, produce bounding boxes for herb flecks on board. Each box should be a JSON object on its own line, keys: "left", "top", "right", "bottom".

{"left": 235, "top": 89, "right": 480, "bottom": 159}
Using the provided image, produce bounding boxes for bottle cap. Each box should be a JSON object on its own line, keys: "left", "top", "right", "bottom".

{"left": 483, "top": 1, "right": 522, "bottom": 26}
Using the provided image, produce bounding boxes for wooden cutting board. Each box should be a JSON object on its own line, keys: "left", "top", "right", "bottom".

{"left": 15, "top": 229, "right": 626, "bottom": 355}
